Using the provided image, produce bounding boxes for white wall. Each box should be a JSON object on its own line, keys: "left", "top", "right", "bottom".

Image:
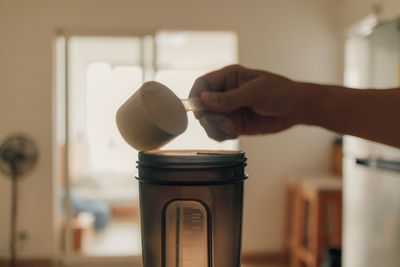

{"left": 0, "top": 0, "right": 343, "bottom": 258}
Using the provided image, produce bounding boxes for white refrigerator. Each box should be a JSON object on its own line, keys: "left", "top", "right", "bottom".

{"left": 343, "top": 18, "right": 400, "bottom": 267}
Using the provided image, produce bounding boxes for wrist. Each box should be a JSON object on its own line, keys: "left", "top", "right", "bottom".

{"left": 297, "top": 82, "right": 357, "bottom": 131}
{"left": 295, "top": 82, "right": 332, "bottom": 127}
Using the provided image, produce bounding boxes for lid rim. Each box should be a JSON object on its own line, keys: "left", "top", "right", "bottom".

{"left": 137, "top": 150, "right": 247, "bottom": 184}
{"left": 137, "top": 161, "right": 247, "bottom": 168}
{"left": 138, "top": 150, "right": 246, "bottom": 164}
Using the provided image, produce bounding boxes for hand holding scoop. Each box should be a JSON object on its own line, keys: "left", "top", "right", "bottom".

{"left": 116, "top": 81, "right": 204, "bottom": 151}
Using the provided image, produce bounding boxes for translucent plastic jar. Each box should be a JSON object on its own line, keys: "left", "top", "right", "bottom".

{"left": 137, "top": 150, "right": 247, "bottom": 267}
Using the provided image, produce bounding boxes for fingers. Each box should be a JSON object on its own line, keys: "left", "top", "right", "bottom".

{"left": 200, "top": 76, "right": 265, "bottom": 113}
{"left": 189, "top": 65, "right": 299, "bottom": 141}
{"left": 199, "top": 111, "right": 294, "bottom": 141}
{"left": 190, "top": 65, "right": 241, "bottom": 118}
{"left": 190, "top": 64, "right": 249, "bottom": 98}
{"left": 198, "top": 112, "right": 237, "bottom": 141}
{"left": 190, "top": 65, "right": 265, "bottom": 118}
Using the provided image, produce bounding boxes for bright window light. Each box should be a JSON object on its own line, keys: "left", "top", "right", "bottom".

{"left": 86, "top": 63, "right": 142, "bottom": 174}
{"left": 155, "top": 31, "right": 238, "bottom": 151}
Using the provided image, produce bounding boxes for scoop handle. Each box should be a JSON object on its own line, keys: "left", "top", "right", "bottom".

{"left": 181, "top": 97, "right": 206, "bottom": 112}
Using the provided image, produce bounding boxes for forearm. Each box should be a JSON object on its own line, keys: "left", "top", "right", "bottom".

{"left": 300, "top": 83, "right": 400, "bottom": 148}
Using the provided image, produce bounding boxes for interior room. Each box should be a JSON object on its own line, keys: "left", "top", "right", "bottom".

{"left": 0, "top": 1, "right": 399, "bottom": 267}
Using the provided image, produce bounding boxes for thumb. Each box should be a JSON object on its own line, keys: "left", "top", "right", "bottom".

{"left": 200, "top": 77, "right": 262, "bottom": 113}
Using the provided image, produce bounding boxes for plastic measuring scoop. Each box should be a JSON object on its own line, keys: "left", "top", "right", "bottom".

{"left": 116, "top": 81, "right": 205, "bottom": 151}
{"left": 181, "top": 97, "right": 205, "bottom": 112}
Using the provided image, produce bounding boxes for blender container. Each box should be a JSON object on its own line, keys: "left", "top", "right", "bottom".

{"left": 137, "top": 150, "right": 247, "bottom": 267}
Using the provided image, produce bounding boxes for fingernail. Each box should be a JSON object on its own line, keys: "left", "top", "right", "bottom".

{"left": 219, "top": 120, "right": 234, "bottom": 134}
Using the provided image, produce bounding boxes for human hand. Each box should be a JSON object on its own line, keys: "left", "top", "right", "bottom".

{"left": 189, "top": 65, "right": 308, "bottom": 141}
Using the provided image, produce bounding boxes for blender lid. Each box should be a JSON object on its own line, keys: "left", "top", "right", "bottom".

{"left": 138, "top": 150, "right": 246, "bottom": 167}
{"left": 136, "top": 150, "right": 247, "bottom": 185}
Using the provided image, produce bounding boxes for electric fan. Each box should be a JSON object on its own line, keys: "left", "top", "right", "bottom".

{"left": 0, "top": 134, "right": 38, "bottom": 267}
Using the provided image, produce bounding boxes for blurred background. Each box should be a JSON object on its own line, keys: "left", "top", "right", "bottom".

{"left": 0, "top": 0, "right": 399, "bottom": 267}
